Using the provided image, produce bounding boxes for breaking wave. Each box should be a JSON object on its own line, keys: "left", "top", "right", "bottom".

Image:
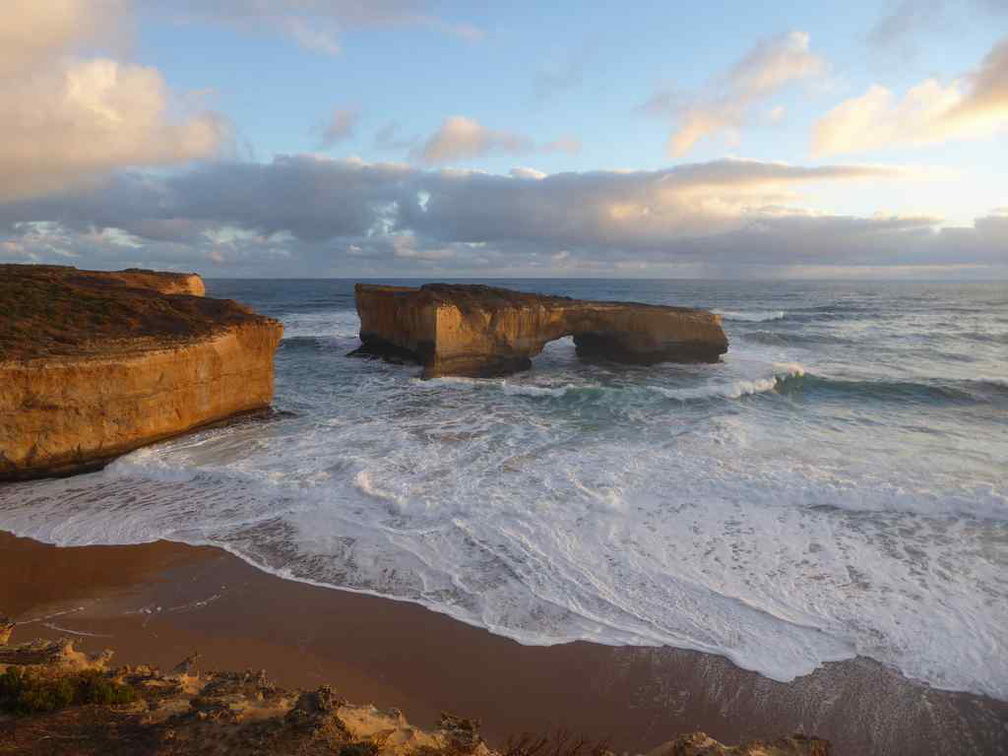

{"left": 714, "top": 309, "right": 786, "bottom": 322}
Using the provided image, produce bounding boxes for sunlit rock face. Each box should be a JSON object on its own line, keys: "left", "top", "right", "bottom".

{"left": 352, "top": 283, "right": 728, "bottom": 378}
{"left": 0, "top": 265, "right": 282, "bottom": 480}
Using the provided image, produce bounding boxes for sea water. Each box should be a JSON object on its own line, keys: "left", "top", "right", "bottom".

{"left": 1, "top": 279, "right": 1005, "bottom": 699}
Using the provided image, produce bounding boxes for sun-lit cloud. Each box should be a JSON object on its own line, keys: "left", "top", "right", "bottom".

{"left": 813, "top": 36, "right": 1008, "bottom": 155}
{"left": 413, "top": 117, "right": 533, "bottom": 163}
{"left": 0, "top": 0, "right": 227, "bottom": 202}
{"left": 411, "top": 117, "right": 580, "bottom": 164}
{"left": 0, "top": 0, "right": 127, "bottom": 75}
{"left": 142, "top": 0, "right": 482, "bottom": 57}
{"left": 320, "top": 108, "right": 360, "bottom": 147}
{"left": 642, "top": 31, "right": 826, "bottom": 157}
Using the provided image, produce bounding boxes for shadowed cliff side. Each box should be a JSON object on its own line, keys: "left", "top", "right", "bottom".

{"left": 351, "top": 284, "right": 728, "bottom": 378}
{"left": 0, "top": 265, "right": 282, "bottom": 480}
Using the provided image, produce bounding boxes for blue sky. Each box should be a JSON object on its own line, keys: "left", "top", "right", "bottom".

{"left": 1, "top": 0, "right": 1006, "bottom": 277}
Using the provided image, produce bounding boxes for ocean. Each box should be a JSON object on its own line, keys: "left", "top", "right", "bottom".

{"left": 1, "top": 279, "right": 1005, "bottom": 700}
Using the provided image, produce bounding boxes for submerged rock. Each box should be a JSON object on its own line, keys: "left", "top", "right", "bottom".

{"left": 0, "top": 264, "right": 283, "bottom": 480}
{"left": 351, "top": 283, "right": 728, "bottom": 378}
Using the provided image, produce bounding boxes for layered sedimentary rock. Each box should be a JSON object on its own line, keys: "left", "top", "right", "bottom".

{"left": 0, "top": 265, "right": 282, "bottom": 480}
{"left": 352, "top": 283, "right": 728, "bottom": 378}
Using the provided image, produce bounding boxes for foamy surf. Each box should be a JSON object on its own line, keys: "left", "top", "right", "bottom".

{"left": 2, "top": 279, "right": 1005, "bottom": 704}
{"left": 714, "top": 309, "right": 786, "bottom": 322}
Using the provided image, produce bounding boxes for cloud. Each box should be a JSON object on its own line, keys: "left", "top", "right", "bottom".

{"left": 542, "top": 136, "right": 583, "bottom": 154}
{"left": 411, "top": 117, "right": 578, "bottom": 164}
{"left": 320, "top": 108, "right": 359, "bottom": 147}
{"left": 0, "top": 0, "right": 127, "bottom": 76}
{"left": 143, "top": 0, "right": 482, "bottom": 56}
{"left": 0, "top": 0, "right": 227, "bottom": 202}
{"left": 813, "top": 36, "right": 1008, "bottom": 155}
{"left": 5, "top": 154, "right": 999, "bottom": 278}
{"left": 866, "top": 1, "right": 1007, "bottom": 53}
{"left": 637, "top": 87, "right": 679, "bottom": 117}
{"left": 867, "top": 0, "right": 944, "bottom": 51}
{"left": 641, "top": 31, "right": 826, "bottom": 157}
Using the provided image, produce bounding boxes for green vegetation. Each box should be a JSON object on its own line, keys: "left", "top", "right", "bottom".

{"left": 0, "top": 264, "right": 263, "bottom": 360}
{"left": 0, "top": 666, "right": 135, "bottom": 714}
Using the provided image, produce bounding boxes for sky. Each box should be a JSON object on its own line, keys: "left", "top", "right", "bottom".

{"left": 0, "top": 1, "right": 1006, "bottom": 279}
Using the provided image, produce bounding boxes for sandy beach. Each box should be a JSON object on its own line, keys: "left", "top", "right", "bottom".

{"left": 1, "top": 531, "right": 1004, "bottom": 755}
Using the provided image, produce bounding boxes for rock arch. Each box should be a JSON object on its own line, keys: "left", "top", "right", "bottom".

{"left": 351, "top": 284, "right": 729, "bottom": 378}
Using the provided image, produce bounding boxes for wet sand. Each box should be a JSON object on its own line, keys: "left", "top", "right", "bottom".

{"left": 1, "top": 530, "right": 1005, "bottom": 755}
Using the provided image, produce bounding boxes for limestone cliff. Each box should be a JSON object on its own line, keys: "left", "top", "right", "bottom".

{"left": 352, "top": 283, "right": 728, "bottom": 378}
{"left": 0, "top": 265, "right": 282, "bottom": 480}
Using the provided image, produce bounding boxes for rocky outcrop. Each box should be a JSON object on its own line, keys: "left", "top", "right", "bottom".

{"left": 352, "top": 283, "right": 728, "bottom": 378}
{"left": 103, "top": 267, "right": 206, "bottom": 296}
{"left": 0, "top": 636, "right": 830, "bottom": 756}
{"left": 648, "top": 733, "right": 830, "bottom": 756}
{"left": 0, "top": 265, "right": 282, "bottom": 480}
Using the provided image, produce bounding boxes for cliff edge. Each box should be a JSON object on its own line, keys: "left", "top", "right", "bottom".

{"left": 0, "top": 265, "right": 283, "bottom": 480}
{"left": 352, "top": 283, "right": 728, "bottom": 378}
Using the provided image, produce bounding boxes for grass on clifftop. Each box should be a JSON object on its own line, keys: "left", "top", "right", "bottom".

{"left": 0, "top": 265, "right": 269, "bottom": 360}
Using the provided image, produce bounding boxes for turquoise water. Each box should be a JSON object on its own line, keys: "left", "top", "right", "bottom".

{"left": 1, "top": 279, "right": 1005, "bottom": 698}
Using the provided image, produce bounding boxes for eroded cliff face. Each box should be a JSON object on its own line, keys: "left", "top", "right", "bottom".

{"left": 353, "top": 283, "right": 728, "bottom": 378}
{"left": 105, "top": 268, "right": 206, "bottom": 296}
{"left": 0, "top": 265, "right": 282, "bottom": 480}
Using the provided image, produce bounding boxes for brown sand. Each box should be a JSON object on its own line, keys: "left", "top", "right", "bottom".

{"left": 1, "top": 531, "right": 1005, "bottom": 755}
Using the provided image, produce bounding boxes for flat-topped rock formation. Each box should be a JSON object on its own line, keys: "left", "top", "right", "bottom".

{"left": 352, "top": 283, "right": 728, "bottom": 378}
{"left": 0, "top": 265, "right": 282, "bottom": 480}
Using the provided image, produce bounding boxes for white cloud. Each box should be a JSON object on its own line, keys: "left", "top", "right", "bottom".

{"left": 0, "top": 0, "right": 127, "bottom": 75}
{"left": 644, "top": 31, "right": 826, "bottom": 157}
{"left": 0, "top": 0, "right": 227, "bottom": 202}
{"left": 814, "top": 36, "right": 1008, "bottom": 155}
{"left": 321, "top": 108, "right": 360, "bottom": 147}
{"left": 412, "top": 117, "right": 579, "bottom": 164}
{"left": 510, "top": 167, "right": 548, "bottom": 180}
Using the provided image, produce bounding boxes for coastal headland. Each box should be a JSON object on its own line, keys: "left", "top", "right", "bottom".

{"left": 0, "top": 265, "right": 282, "bottom": 480}
{"left": 351, "top": 284, "right": 728, "bottom": 378}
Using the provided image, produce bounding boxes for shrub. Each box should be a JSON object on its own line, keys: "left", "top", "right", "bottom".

{"left": 0, "top": 667, "right": 135, "bottom": 714}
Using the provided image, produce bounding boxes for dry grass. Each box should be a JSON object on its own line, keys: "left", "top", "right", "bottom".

{"left": 0, "top": 265, "right": 268, "bottom": 360}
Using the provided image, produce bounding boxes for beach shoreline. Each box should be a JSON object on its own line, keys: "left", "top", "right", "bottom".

{"left": 2, "top": 530, "right": 1005, "bottom": 755}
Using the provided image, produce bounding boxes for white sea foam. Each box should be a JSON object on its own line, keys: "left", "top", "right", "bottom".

{"left": 714, "top": 309, "right": 786, "bottom": 322}
{"left": 281, "top": 311, "right": 361, "bottom": 340}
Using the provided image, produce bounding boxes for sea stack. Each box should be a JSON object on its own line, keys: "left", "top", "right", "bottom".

{"left": 352, "top": 283, "right": 728, "bottom": 378}
{"left": 0, "top": 265, "right": 283, "bottom": 480}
